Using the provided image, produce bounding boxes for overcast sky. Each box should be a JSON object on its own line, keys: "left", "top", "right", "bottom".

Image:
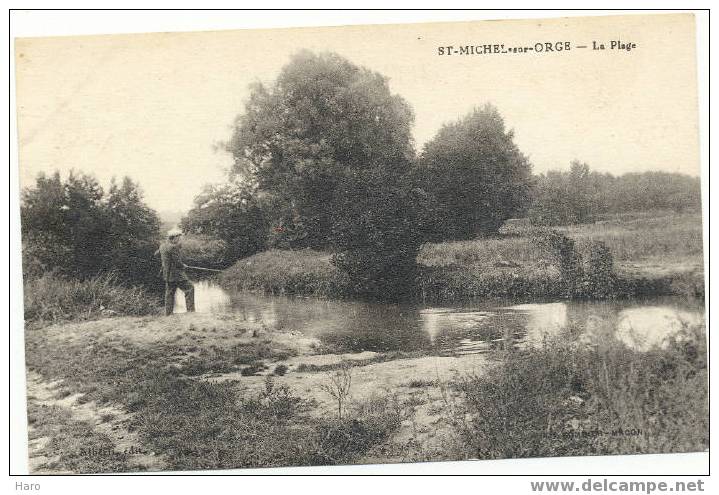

{"left": 16, "top": 14, "right": 699, "bottom": 215}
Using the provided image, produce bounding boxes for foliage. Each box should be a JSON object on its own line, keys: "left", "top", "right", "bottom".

{"left": 105, "top": 177, "right": 163, "bottom": 289}
{"left": 578, "top": 240, "right": 620, "bottom": 299}
{"left": 225, "top": 50, "right": 415, "bottom": 250}
{"left": 177, "top": 235, "right": 230, "bottom": 270}
{"left": 220, "top": 248, "right": 350, "bottom": 297}
{"left": 21, "top": 172, "right": 161, "bottom": 289}
{"left": 417, "top": 104, "right": 534, "bottom": 239}
{"left": 536, "top": 230, "right": 584, "bottom": 297}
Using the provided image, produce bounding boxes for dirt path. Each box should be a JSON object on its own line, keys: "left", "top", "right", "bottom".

{"left": 25, "top": 371, "right": 166, "bottom": 474}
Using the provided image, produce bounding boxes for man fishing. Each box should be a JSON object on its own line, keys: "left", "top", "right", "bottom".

{"left": 158, "top": 227, "right": 195, "bottom": 316}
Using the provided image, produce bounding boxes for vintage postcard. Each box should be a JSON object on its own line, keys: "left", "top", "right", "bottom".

{"left": 14, "top": 13, "right": 707, "bottom": 474}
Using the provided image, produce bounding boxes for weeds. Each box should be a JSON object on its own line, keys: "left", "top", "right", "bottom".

{"left": 27, "top": 402, "right": 134, "bottom": 473}
{"left": 273, "top": 364, "right": 289, "bottom": 376}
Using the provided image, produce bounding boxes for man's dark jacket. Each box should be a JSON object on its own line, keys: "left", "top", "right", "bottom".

{"left": 158, "top": 241, "right": 189, "bottom": 282}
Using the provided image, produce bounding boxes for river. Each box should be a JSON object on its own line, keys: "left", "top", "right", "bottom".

{"left": 173, "top": 280, "right": 705, "bottom": 355}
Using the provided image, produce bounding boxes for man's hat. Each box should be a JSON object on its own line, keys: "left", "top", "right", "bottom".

{"left": 167, "top": 227, "right": 183, "bottom": 238}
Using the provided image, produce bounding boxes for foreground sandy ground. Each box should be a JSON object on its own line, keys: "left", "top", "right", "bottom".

{"left": 25, "top": 312, "right": 491, "bottom": 472}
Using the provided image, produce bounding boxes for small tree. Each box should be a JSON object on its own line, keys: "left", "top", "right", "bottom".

{"left": 319, "top": 363, "right": 353, "bottom": 419}
{"left": 105, "top": 177, "right": 161, "bottom": 287}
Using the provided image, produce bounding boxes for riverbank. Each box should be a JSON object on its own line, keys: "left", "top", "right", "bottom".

{"left": 220, "top": 211, "right": 704, "bottom": 301}
{"left": 24, "top": 309, "right": 707, "bottom": 472}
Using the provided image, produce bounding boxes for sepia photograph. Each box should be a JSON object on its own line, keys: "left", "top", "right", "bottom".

{"left": 13, "top": 11, "right": 707, "bottom": 474}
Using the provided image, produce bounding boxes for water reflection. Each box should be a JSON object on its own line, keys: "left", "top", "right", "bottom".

{"left": 615, "top": 307, "right": 703, "bottom": 351}
{"left": 173, "top": 280, "right": 232, "bottom": 314}
{"left": 181, "top": 280, "right": 705, "bottom": 355}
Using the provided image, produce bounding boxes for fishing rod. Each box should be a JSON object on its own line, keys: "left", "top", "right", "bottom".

{"left": 185, "top": 265, "right": 223, "bottom": 273}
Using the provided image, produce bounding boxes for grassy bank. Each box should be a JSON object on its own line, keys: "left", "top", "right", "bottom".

{"left": 219, "top": 211, "right": 704, "bottom": 301}
{"left": 23, "top": 273, "right": 160, "bottom": 328}
{"left": 447, "top": 324, "right": 708, "bottom": 458}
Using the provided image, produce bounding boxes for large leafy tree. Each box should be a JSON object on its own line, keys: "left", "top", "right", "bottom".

{"left": 418, "top": 104, "right": 534, "bottom": 239}
{"left": 226, "top": 50, "right": 415, "bottom": 249}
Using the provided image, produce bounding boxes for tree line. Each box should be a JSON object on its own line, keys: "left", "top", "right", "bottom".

{"left": 529, "top": 161, "right": 701, "bottom": 226}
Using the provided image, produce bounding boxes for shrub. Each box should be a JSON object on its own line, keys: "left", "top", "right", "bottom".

{"left": 579, "top": 240, "right": 620, "bottom": 298}
{"left": 273, "top": 364, "right": 289, "bottom": 376}
{"left": 319, "top": 363, "right": 353, "bottom": 419}
{"left": 329, "top": 167, "right": 432, "bottom": 301}
{"left": 535, "top": 230, "right": 583, "bottom": 297}
{"left": 21, "top": 172, "right": 162, "bottom": 289}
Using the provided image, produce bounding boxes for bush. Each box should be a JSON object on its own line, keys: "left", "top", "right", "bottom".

{"left": 103, "top": 368, "right": 399, "bottom": 470}
{"left": 535, "top": 230, "right": 584, "bottom": 297}
{"left": 579, "top": 240, "right": 620, "bottom": 298}
{"left": 329, "top": 167, "right": 432, "bottom": 301}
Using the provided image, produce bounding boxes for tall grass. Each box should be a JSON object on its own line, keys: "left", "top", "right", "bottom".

{"left": 23, "top": 273, "right": 159, "bottom": 326}
{"left": 418, "top": 236, "right": 544, "bottom": 268}
{"left": 220, "top": 248, "right": 350, "bottom": 298}
{"left": 448, "top": 324, "right": 708, "bottom": 459}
